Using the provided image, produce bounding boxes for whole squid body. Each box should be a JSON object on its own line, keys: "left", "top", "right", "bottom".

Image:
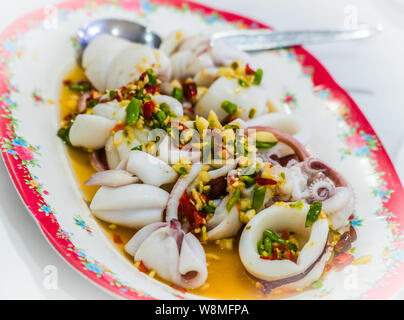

{"left": 125, "top": 219, "right": 208, "bottom": 289}
{"left": 239, "top": 203, "right": 331, "bottom": 293}
{"left": 82, "top": 34, "right": 172, "bottom": 92}
{"left": 90, "top": 184, "right": 169, "bottom": 228}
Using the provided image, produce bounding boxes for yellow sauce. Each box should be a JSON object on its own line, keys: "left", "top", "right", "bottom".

{"left": 60, "top": 66, "right": 301, "bottom": 299}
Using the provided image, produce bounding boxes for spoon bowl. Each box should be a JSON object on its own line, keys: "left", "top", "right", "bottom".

{"left": 77, "top": 19, "right": 162, "bottom": 49}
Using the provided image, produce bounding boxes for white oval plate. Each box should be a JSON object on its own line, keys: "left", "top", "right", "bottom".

{"left": 0, "top": 0, "right": 403, "bottom": 300}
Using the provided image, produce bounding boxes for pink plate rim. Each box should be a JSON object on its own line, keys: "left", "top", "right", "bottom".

{"left": 0, "top": 0, "right": 403, "bottom": 300}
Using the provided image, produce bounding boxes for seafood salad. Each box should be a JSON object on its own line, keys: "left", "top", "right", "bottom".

{"left": 58, "top": 31, "right": 357, "bottom": 298}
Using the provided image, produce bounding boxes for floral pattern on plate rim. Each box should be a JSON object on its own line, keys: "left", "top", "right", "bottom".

{"left": 0, "top": 0, "right": 402, "bottom": 300}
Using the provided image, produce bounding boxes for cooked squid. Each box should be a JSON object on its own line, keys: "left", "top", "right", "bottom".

{"left": 207, "top": 195, "right": 243, "bottom": 240}
{"left": 69, "top": 114, "right": 116, "bottom": 150}
{"left": 92, "top": 100, "right": 126, "bottom": 122}
{"left": 83, "top": 34, "right": 171, "bottom": 92}
{"left": 126, "top": 150, "right": 178, "bottom": 187}
{"left": 125, "top": 219, "right": 208, "bottom": 289}
{"left": 90, "top": 184, "right": 169, "bottom": 228}
{"left": 239, "top": 203, "right": 330, "bottom": 292}
{"left": 85, "top": 169, "right": 139, "bottom": 187}
{"left": 195, "top": 77, "right": 267, "bottom": 122}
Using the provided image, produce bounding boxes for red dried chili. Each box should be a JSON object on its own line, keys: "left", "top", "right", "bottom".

{"left": 255, "top": 177, "right": 277, "bottom": 186}
{"left": 245, "top": 64, "right": 256, "bottom": 75}
{"left": 142, "top": 101, "right": 155, "bottom": 120}
{"left": 111, "top": 123, "right": 126, "bottom": 133}
{"left": 138, "top": 261, "right": 148, "bottom": 273}
{"left": 182, "top": 82, "right": 197, "bottom": 101}
{"left": 179, "top": 192, "right": 206, "bottom": 229}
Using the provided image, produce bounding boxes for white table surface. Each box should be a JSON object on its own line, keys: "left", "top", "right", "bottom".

{"left": 0, "top": 0, "right": 403, "bottom": 300}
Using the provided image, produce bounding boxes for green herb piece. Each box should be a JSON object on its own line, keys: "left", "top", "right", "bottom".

{"left": 238, "top": 78, "right": 250, "bottom": 88}
{"left": 109, "top": 90, "right": 116, "bottom": 100}
{"left": 256, "top": 141, "right": 278, "bottom": 149}
{"left": 203, "top": 204, "right": 216, "bottom": 214}
{"left": 248, "top": 108, "right": 256, "bottom": 119}
{"left": 57, "top": 117, "right": 75, "bottom": 146}
{"left": 126, "top": 98, "right": 142, "bottom": 126}
{"left": 131, "top": 145, "right": 143, "bottom": 151}
{"left": 221, "top": 100, "right": 238, "bottom": 115}
{"left": 263, "top": 230, "right": 297, "bottom": 252}
{"left": 253, "top": 68, "right": 263, "bottom": 85}
{"left": 178, "top": 166, "right": 188, "bottom": 176}
{"left": 172, "top": 87, "right": 184, "bottom": 102}
{"left": 252, "top": 186, "right": 266, "bottom": 210}
{"left": 226, "top": 189, "right": 241, "bottom": 212}
{"left": 305, "top": 202, "right": 323, "bottom": 227}
{"left": 290, "top": 200, "right": 304, "bottom": 210}
{"left": 145, "top": 69, "right": 157, "bottom": 86}
{"left": 68, "top": 83, "right": 92, "bottom": 91}
{"left": 86, "top": 99, "right": 98, "bottom": 109}
{"left": 135, "top": 89, "right": 145, "bottom": 100}
{"left": 240, "top": 175, "right": 256, "bottom": 188}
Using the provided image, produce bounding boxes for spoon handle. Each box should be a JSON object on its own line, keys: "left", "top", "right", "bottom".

{"left": 211, "top": 26, "right": 380, "bottom": 51}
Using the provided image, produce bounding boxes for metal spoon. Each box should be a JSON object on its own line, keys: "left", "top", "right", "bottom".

{"left": 77, "top": 18, "right": 381, "bottom": 51}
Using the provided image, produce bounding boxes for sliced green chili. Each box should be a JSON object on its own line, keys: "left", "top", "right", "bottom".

{"left": 253, "top": 68, "right": 263, "bottom": 85}
{"left": 257, "top": 240, "right": 264, "bottom": 256}
{"left": 68, "top": 83, "right": 92, "bottom": 91}
{"left": 155, "top": 110, "right": 167, "bottom": 127}
{"left": 256, "top": 141, "right": 278, "bottom": 149}
{"left": 252, "top": 186, "right": 266, "bottom": 210}
{"left": 202, "top": 204, "right": 216, "bottom": 214}
{"left": 264, "top": 237, "right": 272, "bottom": 253}
{"left": 131, "top": 145, "right": 143, "bottom": 151}
{"left": 305, "top": 202, "right": 323, "bottom": 227}
{"left": 126, "top": 98, "right": 142, "bottom": 126}
{"left": 221, "top": 100, "right": 238, "bottom": 115}
{"left": 145, "top": 68, "right": 157, "bottom": 86}
{"left": 226, "top": 189, "right": 241, "bottom": 212}
{"left": 238, "top": 78, "right": 250, "bottom": 88}
{"left": 172, "top": 87, "right": 184, "bottom": 102}
{"left": 240, "top": 175, "right": 256, "bottom": 188}
{"left": 263, "top": 230, "right": 297, "bottom": 252}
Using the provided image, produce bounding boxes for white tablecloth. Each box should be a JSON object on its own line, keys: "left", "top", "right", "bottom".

{"left": 0, "top": 0, "right": 403, "bottom": 300}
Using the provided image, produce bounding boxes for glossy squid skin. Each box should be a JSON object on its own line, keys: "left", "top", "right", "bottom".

{"left": 239, "top": 203, "right": 330, "bottom": 293}
{"left": 125, "top": 220, "right": 208, "bottom": 289}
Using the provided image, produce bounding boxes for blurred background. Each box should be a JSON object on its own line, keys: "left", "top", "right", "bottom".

{"left": 0, "top": 0, "right": 402, "bottom": 299}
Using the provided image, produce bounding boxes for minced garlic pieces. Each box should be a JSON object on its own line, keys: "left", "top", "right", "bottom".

{"left": 208, "top": 110, "right": 222, "bottom": 130}
{"left": 240, "top": 209, "right": 256, "bottom": 224}
{"left": 215, "top": 238, "right": 234, "bottom": 250}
